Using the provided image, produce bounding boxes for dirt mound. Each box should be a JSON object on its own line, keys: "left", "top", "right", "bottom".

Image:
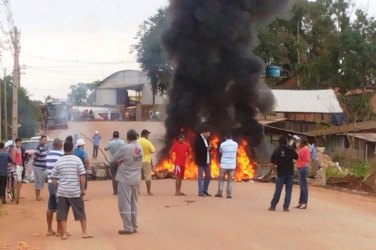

{"left": 327, "top": 174, "right": 374, "bottom": 194}
{"left": 363, "top": 169, "right": 376, "bottom": 192}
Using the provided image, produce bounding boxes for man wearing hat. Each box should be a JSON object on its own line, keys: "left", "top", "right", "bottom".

{"left": 74, "top": 139, "right": 89, "bottom": 189}
{"left": 104, "top": 131, "right": 125, "bottom": 195}
{"left": 92, "top": 131, "right": 101, "bottom": 160}
{"left": 137, "top": 129, "right": 155, "bottom": 196}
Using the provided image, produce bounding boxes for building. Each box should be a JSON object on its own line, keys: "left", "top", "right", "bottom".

{"left": 95, "top": 70, "right": 165, "bottom": 106}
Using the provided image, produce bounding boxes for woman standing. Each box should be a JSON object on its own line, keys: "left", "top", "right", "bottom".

{"left": 295, "top": 137, "right": 310, "bottom": 209}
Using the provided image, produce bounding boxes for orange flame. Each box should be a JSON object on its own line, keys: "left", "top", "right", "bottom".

{"left": 157, "top": 135, "right": 255, "bottom": 181}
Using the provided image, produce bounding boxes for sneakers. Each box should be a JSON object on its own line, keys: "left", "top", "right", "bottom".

{"left": 215, "top": 194, "right": 222, "bottom": 198}
{"left": 203, "top": 192, "right": 212, "bottom": 197}
{"left": 198, "top": 193, "right": 205, "bottom": 197}
{"left": 268, "top": 207, "right": 276, "bottom": 211}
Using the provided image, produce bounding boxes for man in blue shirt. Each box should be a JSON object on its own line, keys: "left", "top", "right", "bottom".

{"left": 74, "top": 139, "right": 89, "bottom": 189}
{"left": 92, "top": 131, "right": 101, "bottom": 160}
{"left": 215, "top": 133, "right": 238, "bottom": 199}
{"left": 0, "top": 142, "right": 13, "bottom": 204}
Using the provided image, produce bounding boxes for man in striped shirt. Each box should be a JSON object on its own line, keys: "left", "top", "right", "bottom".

{"left": 51, "top": 141, "right": 93, "bottom": 240}
{"left": 34, "top": 135, "right": 48, "bottom": 201}
{"left": 46, "top": 138, "right": 64, "bottom": 236}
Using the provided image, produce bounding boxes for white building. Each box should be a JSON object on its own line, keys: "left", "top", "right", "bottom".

{"left": 95, "top": 70, "right": 165, "bottom": 106}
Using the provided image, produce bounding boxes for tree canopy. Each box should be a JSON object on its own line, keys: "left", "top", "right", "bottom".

{"left": 134, "top": 0, "right": 376, "bottom": 94}
{"left": 67, "top": 82, "right": 99, "bottom": 106}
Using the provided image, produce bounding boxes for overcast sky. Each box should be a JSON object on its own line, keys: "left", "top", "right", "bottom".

{"left": 1, "top": 0, "right": 375, "bottom": 101}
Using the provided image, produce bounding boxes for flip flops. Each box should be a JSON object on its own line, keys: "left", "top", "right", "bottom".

{"left": 82, "top": 235, "right": 94, "bottom": 239}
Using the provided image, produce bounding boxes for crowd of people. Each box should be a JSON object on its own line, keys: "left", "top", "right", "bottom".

{"left": 0, "top": 125, "right": 318, "bottom": 240}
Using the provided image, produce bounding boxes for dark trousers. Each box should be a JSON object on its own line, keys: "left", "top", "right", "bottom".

{"left": 93, "top": 145, "right": 99, "bottom": 159}
{"left": 270, "top": 175, "right": 294, "bottom": 209}
{"left": 0, "top": 175, "right": 7, "bottom": 199}
{"left": 110, "top": 161, "right": 118, "bottom": 194}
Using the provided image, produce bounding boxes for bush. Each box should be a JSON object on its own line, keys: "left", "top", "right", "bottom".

{"left": 325, "top": 166, "right": 347, "bottom": 179}
{"left": 350, "top": 162, "right": 370, "bottom": 178}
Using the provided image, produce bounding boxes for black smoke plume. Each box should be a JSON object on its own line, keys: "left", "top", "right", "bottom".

{"left": 161, "top": 0, "right": 291, "bottom": 160}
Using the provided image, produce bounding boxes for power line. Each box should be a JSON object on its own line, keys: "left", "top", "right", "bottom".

{"left": 21, "top": 52, "right": 136, "bottom": 65}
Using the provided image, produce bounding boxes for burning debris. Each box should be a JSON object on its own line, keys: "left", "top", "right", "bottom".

{"left": 158, "top": 0, "right": 291, "bottom": 178}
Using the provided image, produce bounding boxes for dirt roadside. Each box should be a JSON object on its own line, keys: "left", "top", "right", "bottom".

{"left": 0, "top": 180, "right": 376, "bottom": 250}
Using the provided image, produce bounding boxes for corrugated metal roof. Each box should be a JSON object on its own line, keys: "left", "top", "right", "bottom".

{"left": 97, "top": 70, "right": 149, "bottom": 90}
{"left": 348, "top": 133, "right": 376, "bottom": 143}
{"left": 272, "top": 89, "right": 343, "bottom": 113}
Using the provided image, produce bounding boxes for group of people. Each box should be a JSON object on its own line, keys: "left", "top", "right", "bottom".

{"left": 0, "top": 125, "right": 316, "bottom": 239}
{"left": 269, "top": 135, "right": 312, "bottom": 212}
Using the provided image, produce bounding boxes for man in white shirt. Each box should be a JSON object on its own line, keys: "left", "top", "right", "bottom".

{"left": 51, "top": 141, "right": 93, "bottom": 240}
{"left": 215, "top": 133, "right": 238, "bottom": 199}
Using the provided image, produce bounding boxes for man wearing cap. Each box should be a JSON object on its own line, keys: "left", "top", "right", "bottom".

{"left": 92, "top": 131, "right": 101, "bottom": 160}
{"left": 137, "top": 129, "right": 155, "bottom": 196}
{"left": 104, "top": 131, "right": 125, "bottom": 195}
{"left": 74, "top": 139, "right": 90, "bottom": 189}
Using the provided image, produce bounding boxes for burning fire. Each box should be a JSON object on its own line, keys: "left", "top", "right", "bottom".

{"left": 156, "top": 135, "right": 255, "bottom": 181}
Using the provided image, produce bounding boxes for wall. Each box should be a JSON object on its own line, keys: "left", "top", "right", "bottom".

{"left": 95, "top": 89, "right": 116, "bottom": 106}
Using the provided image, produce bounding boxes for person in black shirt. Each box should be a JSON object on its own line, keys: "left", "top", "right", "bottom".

{"left": 269, "top": 135, "right": 298, "bottom": 212}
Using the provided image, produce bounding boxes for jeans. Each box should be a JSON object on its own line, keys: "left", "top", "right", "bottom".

{"left": 270, "top": 175, "right": 294, "bottom": 209}
{"left": 298, "top": 167, "right": 309, "bottom": 204}
{"left": 0, "top": 175, "right": 7, "bottom": 199}
{"left": 93, "top": 145, "right": 99, "bottom": 159}
{"left": 217, "top": 168, "right": 235, "bottom": 196}
{"left": 198, "top": 165, "right": 211, "bottom": 194}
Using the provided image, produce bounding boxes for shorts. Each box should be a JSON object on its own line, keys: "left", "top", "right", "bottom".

{"left": 141, "top": 162, "right": 152, "bottom": 181}
{"left": 47, "top": 183, "right": 58, "bottom": 211}
{"left": 34, "top": 167, "right": 46, "bottom": 190}
{"left": 57, "top": 196, "right": 86, "bottom": 221}
{"left": 15, "top": 165, "right": 23, "bottom": 183}
{"left": 174, "top": 165, "right": 185, "bottom": 179}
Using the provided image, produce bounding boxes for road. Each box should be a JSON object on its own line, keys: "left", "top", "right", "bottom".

{"left": 0, "top": 180, "right": 376, "bottom": 250}
{"left": 0, "top": 121, "right": 375, "bottom": 249}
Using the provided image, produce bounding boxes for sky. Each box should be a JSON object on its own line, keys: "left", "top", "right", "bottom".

{"left": 0, "top": 0, "right": 375, "bottom": 102}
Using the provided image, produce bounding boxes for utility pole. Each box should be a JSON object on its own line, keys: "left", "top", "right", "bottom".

{"left": 0, "top": 78, "right": 2, "bottom": 141}
{"left": 11, "top": 27, "right": 20, "bottom": 140}
{"left": 4, "top": 68, "right": 7, "bottom": 139}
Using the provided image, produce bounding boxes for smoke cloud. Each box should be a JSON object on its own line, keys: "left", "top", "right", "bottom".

{"left": 161, "top": 0, "right": 291, "bottom": 159}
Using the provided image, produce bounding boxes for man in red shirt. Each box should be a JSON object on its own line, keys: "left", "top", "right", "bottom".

{"left": 170, "top": 134, "right": 190, "bottom": 196}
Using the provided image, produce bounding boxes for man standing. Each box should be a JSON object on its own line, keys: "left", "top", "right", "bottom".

{"left": 169, "top": 134, "right": 190, "bottom": 196}
{"left": 46, "top": 138, "right": 64, "bottom": 236}
{"left": 137, "top": 129, "right": 155, "bottom": 196}
{"left": 11, "top": 138, "right": 24, "bottom": 204}
{"left": 34, "top": 135, "right": 48, "bottom": 201}
{"left": 0, "top": 142, "right": 12, "bottom": 204}
{"left": 104, "top": 131, "right": 125, "bottom": 195}
{"left": 194, "top": 125, "right": 213, "bottom": 197}
{"left": 215, "top": 134, "right": 238, "bottom": 199}
{"left": 92, "top": 131, "right": 101, "bottom": 160}
{"left": 74, "top": 139, "right": 89, "bottom": 189}
{"left": 51, "top": 141, "right": 93, "bottom": 240}
{"left": 114, "top": 129, "right": 143, "bottom": 235}
{"left": 269, "top": 135, "right": 298, "bottom": 212}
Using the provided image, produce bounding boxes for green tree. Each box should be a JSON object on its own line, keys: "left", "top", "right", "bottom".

{"left": 1, "top": 75, "right": 40, "bottom": 138}
{"left": 67, "top": 82, "right": 98, "bottom": 105}
{"left": 132, "top": 8, "right": 172, "bottom": 103}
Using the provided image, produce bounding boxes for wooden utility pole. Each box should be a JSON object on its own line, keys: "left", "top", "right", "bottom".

{"left": 11, "top": 27, "right": 20, "bottom": 139}
{"left": 0, "top": 78, "right": 2, "bottom": 141}
{"left": 4, "top": 69, "right": 7, "bottom": 139}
